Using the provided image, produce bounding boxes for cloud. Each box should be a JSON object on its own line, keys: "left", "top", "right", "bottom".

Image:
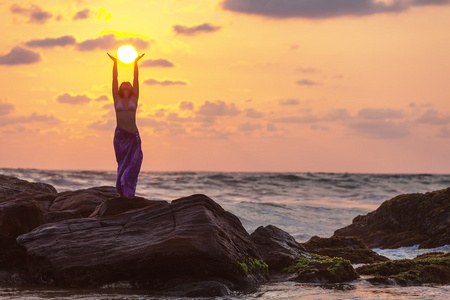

{"left": 144, "top": 79, "right": 188, "bottom": 86}
{"left": 273, "top": 115, "right": 319, "bottom": 123}
{"left": 197, "top": 100, "right": 241, "bottom": 117}
{"left": 173, "top": 23, "right": 222, "bottom": 36}
{"left": 73, "top": 8, "right": 90, "bottom": 20}
{"left": 87, "top": 119, "right": 116, "bottom": 131}
{"left": 279, "top": 98, "right": 300, "bottom": 106}
{"left": 358, "top": 108, "right": 403, "bottom": 120}
{"left": 141, "top": 59, "right": 175, "bottom": 68}
{"left": 246, "top": 108, "right": 264, "bottom": 118}
{"left": 77, "top": 34, "right": 150, "bottom": 51}
{"left": 25, "top": 35, "right": 77, "bottom": 48}
{"left": 0, "top": 47, "right": 41, "bottom": 65}
{"left": 437, "top": 127, "right": 450, "bottom": 139}
{"left": 222, "top": 0, "right": 450, "bottom": 19}
{"left": 325, "top": 109, "right": 351, "bottom": 121}
{"left": 350, "top": 120, "right": 410, "bottom": 139}
{"left": 56, "top": 93, "right": 106, "bottom": 105}
{"left": 296, "top": 79, "right": 319, "bottom": 86}
{"left": 10, "top": 3, "right": 53, "bottom": 24}
{"left": 296, "top": 67, "right": 317, "bottom": 73}
{"left": 0, "top": 100, "right": 15, "bottom": 116}
{"left": 416, "top": 109, "right": 450, "bottom": 125}
{"left": 179, "top": 101, "right": 194, "bottom": 110}
{"left": 0, "top": 112, "right": 60, "bottom": 127}
{"left": 239, "top": 122, "right": 262, "bottom": 132}
{"left": 266, "top": 123, "right": 278, "bottom": 132}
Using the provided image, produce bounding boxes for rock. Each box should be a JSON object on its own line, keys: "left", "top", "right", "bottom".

{"left": 0, "top": 196, "right": 45, "bottom": 270}
{"left": 334, "top": 188, "right": 450, "bottom": 249}
{"left": 17, "top": 194, "right": 267, "bottom": 292}
{"left": 89, "top": 195, "right": 160, "bottom": 217}
{"left": 357, "top": 252, "right": 450, "bottom": 285}
{"left": 250, "top": 225, "right": 308, "bottom": 271}
{"left": 284, "top": 254, "right": 359, "bottom": 283}
{"left": 46, "top": 186, "right": 118, "bottom": 222}
{"left": 302, "top": 236, "right": 389, "bottom": 264}
{"left": 0, "top": 174, "right": 57, "bottom": 198}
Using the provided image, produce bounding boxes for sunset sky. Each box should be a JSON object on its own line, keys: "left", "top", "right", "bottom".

{"left": 1, "top": 0, "right": 450, "bottom": 173}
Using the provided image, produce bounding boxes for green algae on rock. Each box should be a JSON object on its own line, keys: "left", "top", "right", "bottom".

{"left": 302, "top": 236, "right": 388, "bottom": 264}
{"left": 284, "top": 254, "right": 359, "bottom": 283}
{"left": 357, "top": 252, "right": 450, "bottom": 285}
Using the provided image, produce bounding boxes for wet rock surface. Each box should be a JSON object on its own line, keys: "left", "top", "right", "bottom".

{"left": 357, "top": 252, "right": 450, "bottom": 285}
{"left": 250, "top": 225, "right": 308, "bottom": 271}
{"left": 334, "top": 188, "right": 450, "bottom": 249}
{"left": 0, "top": 175, "right": 449, "bottom": 296}
{"left": 302, "top": 236, "right": 389, "bottom": 264}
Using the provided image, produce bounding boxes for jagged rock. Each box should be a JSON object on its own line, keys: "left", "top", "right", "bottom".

{"left": 0, "top": 197, "right": 45, "bottom": 270}
{"left": 46, "top": 186, "right": 118, "bottom": 222}
{"left": 357, "top": 252, "right": 450, "bottom": 285}
{"left": 250, "top": 225, "right": 308, "bottom": 271}
{"left": 302, "top": 236, "right": 388, "bottom": 264}
{"left": 17, "top": 194, "right": 267, "bottom": 293}
{"left": 0, "top": 174, "right": 57, "bottom": 198}
{"left": 334, "top": 188, "right": 450, "bottom": 249}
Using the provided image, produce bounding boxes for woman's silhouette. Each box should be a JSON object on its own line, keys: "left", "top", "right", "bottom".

{"left": 107, "top": 52, "right": 145, "bottom": 197}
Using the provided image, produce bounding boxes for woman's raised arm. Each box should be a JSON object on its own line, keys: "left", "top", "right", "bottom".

{"left": 107, "top": 53, "right": 119, "bottom": 99}
{"left": 133, "top": 54, "right": 145, "bottom": 100}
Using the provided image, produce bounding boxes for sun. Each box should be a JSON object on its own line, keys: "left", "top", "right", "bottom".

{"left": 117, "top": 45, "right": 138, "bottom": 64}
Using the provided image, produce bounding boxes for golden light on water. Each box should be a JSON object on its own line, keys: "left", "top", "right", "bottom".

{"left": 117, "top": 45, "right": 138, "bottom": 64}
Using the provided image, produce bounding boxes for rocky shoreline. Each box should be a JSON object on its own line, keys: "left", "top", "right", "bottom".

{"left": 0, "top": 174, "right": 449, "bottom": 297}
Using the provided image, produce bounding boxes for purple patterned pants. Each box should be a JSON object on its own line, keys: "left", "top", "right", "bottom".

{"left": 113, "top": 127, "right": 143, "bottom": 197}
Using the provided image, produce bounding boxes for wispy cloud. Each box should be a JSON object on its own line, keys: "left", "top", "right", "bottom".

{"left": 222, "top": 0, "right": 450, "bottom": 19}
{"left": 141, "top": 59, "right": 174, "bottom": 68}
{"left": 0, "top": 47, "right": 41, "bottom": 65}
{"left": 144, "top": 79, "right": 188, "bottom": 86}
{"left": 10, "top": 3, "right": 52, "bottom": 24}
{"left": 173, "top": 23, "right": 222, "bottom": 36}
{"left": 73, "top": 8, "right": 91, "bottom": 21}
{"left": 296, "top": 79, "right": 320, "bottom": 86}
{"left": 77, "top": 33, "right": 150, "bottom": 51}
{"left": 25, "top": 35, "right": 77, "bottom": 48}
{"left": 56, "top": 93, "right": 109, "bottom": 105}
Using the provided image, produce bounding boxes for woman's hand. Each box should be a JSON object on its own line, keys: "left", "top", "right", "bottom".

{"left": 107, "top": 53, "right": 117, "bottom": 62}
{"left": 135, "top": 53, "right": 145, "bottom": 62}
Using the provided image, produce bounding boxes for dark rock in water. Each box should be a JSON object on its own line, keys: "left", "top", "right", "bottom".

{"left": 357, "top": 252, "right": 450, "bottom": 285}
{"left": 334, "top": 188, "right": 450, "bottom": 249}
{"left": 0, "top": 197, "right": 45, "bottom": 270}
{"left": 0, "top": 174, "right": 57, "bottom": 198}
{"left": 302, "top": 236, "right": 389, "bottom": 264}
{"left": 250, "top": 225, "right": 308, "bottom": 271}
{"left": 17, "top": 194, "right": 267, "bottom": 292}
{"left": 284, "top": 254, "right": 359, "bottom": 283}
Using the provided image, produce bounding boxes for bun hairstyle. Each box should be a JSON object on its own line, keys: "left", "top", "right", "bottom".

{"left": 118, "top": 81, "right": 134, "bottom": 98}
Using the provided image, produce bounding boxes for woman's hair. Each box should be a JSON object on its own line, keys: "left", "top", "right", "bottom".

{"left": 118, "top": 81, "right": 134, "bottom": 98}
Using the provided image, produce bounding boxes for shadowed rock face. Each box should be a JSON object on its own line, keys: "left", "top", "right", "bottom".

{"left": 334, "top": 188, "right": 450, "bottom": 249}
{"left": 302, "top": 236, "right": 389, "bottom": 264}
{"left": 0, "top": 174, "right": 57, "bottom": 198}
{"left": 17, "top": 194, "right": 266, "bottom": 290}
{"left": 250, "top": 225, "right": 308, "bottom": 271}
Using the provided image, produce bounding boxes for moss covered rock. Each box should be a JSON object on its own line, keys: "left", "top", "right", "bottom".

{"left": 357, "top": 252, "right": 450, "bottom": 285}
{"left": 284, "top": 254, "right": 359, "bottom": 283}
{"left": 302, "top": 236, "right": 388, "bottom": 264}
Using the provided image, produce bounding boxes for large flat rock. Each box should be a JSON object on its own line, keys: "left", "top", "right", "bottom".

{"left": 17, "top": 194, "right": 266, "bottom": 291}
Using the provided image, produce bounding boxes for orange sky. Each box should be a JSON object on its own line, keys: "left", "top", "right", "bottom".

{"left": 0, "top": 0, "right": 450, "bottom": 173}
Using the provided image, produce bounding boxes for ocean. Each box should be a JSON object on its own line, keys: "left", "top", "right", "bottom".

{"left": 1, "top": 169, "right": 449, "bottom": 299}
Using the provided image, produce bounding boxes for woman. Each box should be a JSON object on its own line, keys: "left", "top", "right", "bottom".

{"left": 107, "top": 52, "right": 145, "bottom": 197}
